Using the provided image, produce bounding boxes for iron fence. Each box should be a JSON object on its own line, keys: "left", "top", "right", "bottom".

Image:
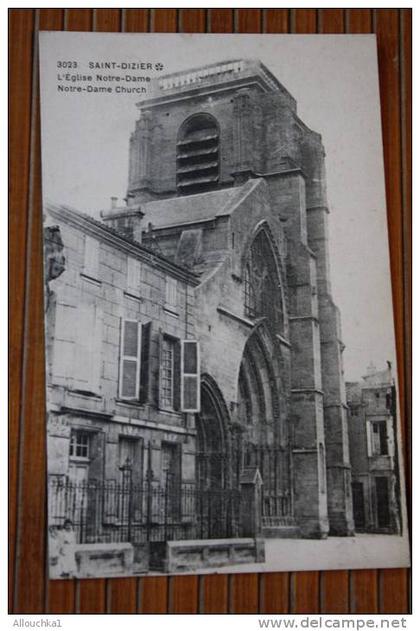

{"left": 261, "top": 491, "right": 293, "bottom": 527}
{"left": 48, "top": 475, "right": 242, "bottom": 544}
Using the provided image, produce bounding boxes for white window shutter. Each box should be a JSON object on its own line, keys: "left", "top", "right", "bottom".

{"left": 366, "top": 421, "right": 372, "bottom": 457}
{"left": 119, "top": 319, "right": 142, "bottom": 400}
{"left": 180, "top": 340, "right": 200, "bottom": 412}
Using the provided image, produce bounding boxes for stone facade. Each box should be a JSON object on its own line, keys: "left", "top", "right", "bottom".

{"left": 45, "top": 202, "right": 199, "bottom": 488}
{"left": 45, "top": 59, "right": 360, "bottom": 578}
{"left": 119, "top": 58, "right": 354, "bottom": 538}
{"left": 347, "top": 364, "right": 401, "bottom": 534}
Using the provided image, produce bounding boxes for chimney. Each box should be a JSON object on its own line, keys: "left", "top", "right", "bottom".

{"left": 111, "top": 196, "right": 118, "bottom": 209}
{"left": 366, "top": 361, "right": 376, "bottom": 376}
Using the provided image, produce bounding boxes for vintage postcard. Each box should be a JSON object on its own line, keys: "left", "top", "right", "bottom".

{"left": 39, "top": 32, "right": 410, "bottom": 579}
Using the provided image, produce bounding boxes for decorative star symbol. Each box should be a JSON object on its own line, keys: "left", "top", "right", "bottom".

{"left": 155, "top": 63, "right": 164, "bottom": 71}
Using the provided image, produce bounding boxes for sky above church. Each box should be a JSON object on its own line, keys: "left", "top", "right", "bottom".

{"left": 40, "top": 32, "right": 396, "bottom": 383}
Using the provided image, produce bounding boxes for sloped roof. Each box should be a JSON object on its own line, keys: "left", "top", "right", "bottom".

{"left": 142, "top": 178, "right": 262, "bottom": 230}
{"left": 44, "top": 202, "right": 200, "bottom": 284}
{"left": 362, "top": 368, "right": 393, "bottom": 387}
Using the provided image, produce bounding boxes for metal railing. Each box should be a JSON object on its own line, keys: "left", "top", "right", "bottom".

{"left": 48, "top": 475, "right": 242, "bottom": 545}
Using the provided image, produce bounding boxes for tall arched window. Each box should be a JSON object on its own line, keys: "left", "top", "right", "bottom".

{"left": 244, "top": 229, "right": 284, "bottom": 334}
{"left": 244, "top": 263, "right": 256, "bottom": 318}
{"left": 176, "top": 114, "right": 219, "bottom": 194}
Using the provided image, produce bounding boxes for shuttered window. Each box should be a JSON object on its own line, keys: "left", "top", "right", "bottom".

{"left": 371, "top": 421, "right": 388, "bottom": 456}
{"left": 73, "top": 303, "right": 102, "bottom": 394}
{"left": 165, "top": 277, "right": 177, "bottom": 309}
{"left": 160, "top": 337, "right": 175, "bottom": 409}
{"left": 83, "top": 235, "right": 99, "bottom": 279}
{"left": 127, "top": 257, "right": 141, "bottom": 296}
{"left": 52, "top": 301, "right": 102, "bottom": 394}
{"left": 181, "top": 340, "right": 200, "bottom": 412}
{"left": 119, "top": 319, "right": 142, "bottom": 400}
{"left": 157, "top": 336, "right": 200, "bottom": 412}
{"left": 51, "top": 301, "right": 76, "bottom": 385}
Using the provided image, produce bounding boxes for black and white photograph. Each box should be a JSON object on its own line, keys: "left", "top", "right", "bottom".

{"left": 39, "top": 32, "right": 410, "bottom": 580}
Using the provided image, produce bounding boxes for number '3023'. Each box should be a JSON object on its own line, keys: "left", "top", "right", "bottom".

{"left": 57, "top": 61, "right": 78, "bottom": 68}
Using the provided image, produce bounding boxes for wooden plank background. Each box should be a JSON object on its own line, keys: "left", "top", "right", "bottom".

{"left": 9, "top": 8, "right": 411, "bottom": 615}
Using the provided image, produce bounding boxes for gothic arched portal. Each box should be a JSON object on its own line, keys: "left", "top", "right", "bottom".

{"left": 195, "top": 376, "right": 241, "bottom": 539}
{"left": 196, "top": 375, "right": 229, "bottom": 491}
{"left": 237, "top": 327, "right": 293, "bottom": 527}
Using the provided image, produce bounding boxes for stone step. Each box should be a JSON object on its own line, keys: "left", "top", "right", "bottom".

{"left": 262, "top": 525, "right": 301, "bottom": 539}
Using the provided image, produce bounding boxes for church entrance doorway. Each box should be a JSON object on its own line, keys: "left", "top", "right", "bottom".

{"left": 196, "top": 378, "right": 240, "bottom": 538}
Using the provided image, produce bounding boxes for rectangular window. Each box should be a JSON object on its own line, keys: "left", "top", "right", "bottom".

{"left": 181, "top": 340, "right": 200, "bottom": 412}
{"left": 53, "top": 302, "right": 102, "bottom": 392}
{"left": 127, "top": 257, "right": 141, "bottom": 296}
{"left": 69, "top": 430, "right": 90, "bottom": 460}
{"left": 370, "top": 421, "right": 388, "bottom": 456}
{"left": 83, "top": 235, "right": 99, "bottom": 279}
{"left": 161, "top": 337, "right": 175, "bottom": 409}
{"left": 139, "top": 322, "right": 152, "bottom": 405}
{"left": 165, "top": 277, "right": 177, "bottom": 309}
{"left": 119, "top": 319, "right": 142, "bottom": 400}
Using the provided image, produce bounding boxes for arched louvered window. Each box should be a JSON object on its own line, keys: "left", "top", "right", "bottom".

{"left": 176, "top": 114, "right": 219, "bottom": 194}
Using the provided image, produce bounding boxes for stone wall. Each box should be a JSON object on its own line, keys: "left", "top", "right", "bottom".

{"left": 45, "top": 206, "right": 197, "bottom": 485}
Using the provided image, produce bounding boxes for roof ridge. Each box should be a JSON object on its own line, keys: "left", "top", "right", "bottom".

{"left": 44, "top": 201, "right": 198, "bottom": 277}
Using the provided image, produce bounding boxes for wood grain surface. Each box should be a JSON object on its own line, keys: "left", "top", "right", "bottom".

{"left": 9, "top": 8, "right": 411, "bottom": 614}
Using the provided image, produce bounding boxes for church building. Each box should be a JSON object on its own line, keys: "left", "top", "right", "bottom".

{"left": 112, "top": 58, "right": 355, "bottom": 538}
{"left": 46, "top": 59, "right": 355, "bottom": 577}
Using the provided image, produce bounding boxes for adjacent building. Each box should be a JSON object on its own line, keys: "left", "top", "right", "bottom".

{"left": 347, "top": 363, "right": 401, "bottom": 534}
